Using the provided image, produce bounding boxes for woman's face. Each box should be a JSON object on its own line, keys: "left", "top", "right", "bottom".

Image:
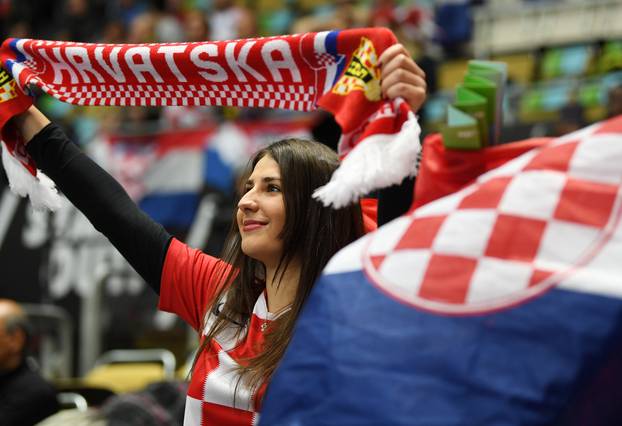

{"left": 237, "top": 155, "right": 286, "bottom": 268}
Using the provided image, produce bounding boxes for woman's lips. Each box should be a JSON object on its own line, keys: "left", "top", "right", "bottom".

{"left": 242, "top": 220, "right": 267, "bottom": 232}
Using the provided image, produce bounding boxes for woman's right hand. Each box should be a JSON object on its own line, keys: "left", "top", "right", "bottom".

{"left": 10, "top": 105, "right": 51, "bottom": 144}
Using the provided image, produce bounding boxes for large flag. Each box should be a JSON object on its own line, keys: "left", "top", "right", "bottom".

{"left": 260, "top": 116, "right": 622, "bottom": 425}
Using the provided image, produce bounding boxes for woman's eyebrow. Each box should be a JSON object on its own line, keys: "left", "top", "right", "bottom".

{"left": 244, "top": 176, "right": 281, "bottom": 186}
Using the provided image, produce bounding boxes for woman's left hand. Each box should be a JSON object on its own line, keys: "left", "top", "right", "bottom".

{"left": 379, "top": 44, "right": 427, "bottom": 112}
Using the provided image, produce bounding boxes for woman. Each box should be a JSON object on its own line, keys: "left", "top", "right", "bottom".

{"left": 10, "top": 43, "right": 425, "bottom": 425}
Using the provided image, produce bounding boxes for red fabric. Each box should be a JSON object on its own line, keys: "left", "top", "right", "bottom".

{"left": 0, "top": 69, "right": 32, "bottom": 129}
{"left": 158, "top": 238, "right": 228, "bottom": 331}
{"left": 1, "top": 29, "right": 400, "bottom": 160}
{"left": 360, "top": 198, "right": 378, "bottom": 233}
{"left": 0, "top": 68, "right": 34, "bottom": 174}
{"left": 412, "top": 133, "right": 553, "bottom": 211}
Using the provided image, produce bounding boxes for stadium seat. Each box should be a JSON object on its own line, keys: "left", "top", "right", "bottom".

{"left": 491, "top": 53, "right": 536, "bottom": 85}
{"left": 438, "top": 59, "right": 469, "bottom": 91}
{"left": 83, "top": 349, "right": 176, "bottom": 393}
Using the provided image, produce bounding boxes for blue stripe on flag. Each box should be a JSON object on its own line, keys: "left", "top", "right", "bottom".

{"left": 204, "top": 148, "right": 234, "bottom": 193}
{"left": 325, "top": 31, "right": 345, "bottom": 85}
{"left": 139, "top": 192, "right": 199, "bottom": 228}
{"left": 262, "top": 269, "right": 622, "bottom": 425}
{"left": 9, "top": 39, "right": 26, "bottom": 63}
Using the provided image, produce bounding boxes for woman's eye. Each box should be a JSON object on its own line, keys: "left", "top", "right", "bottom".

{"left": 268, "top": 184, "right": 281, "bottom": 192}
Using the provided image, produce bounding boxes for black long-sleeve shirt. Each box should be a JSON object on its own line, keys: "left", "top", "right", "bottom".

{"left": 26, "top": 123, "right": 171, "bottom": 294}
{"left": 0, "top": 361, "right": 59, "bottom": 426}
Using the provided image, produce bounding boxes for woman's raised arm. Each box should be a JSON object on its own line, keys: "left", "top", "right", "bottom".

{"left": 11, "top": 106, "right": 172, "bottom": 294}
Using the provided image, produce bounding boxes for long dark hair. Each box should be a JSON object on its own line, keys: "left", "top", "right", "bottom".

{"left": 191, "top": 138, "right": 364, "bottom": 395}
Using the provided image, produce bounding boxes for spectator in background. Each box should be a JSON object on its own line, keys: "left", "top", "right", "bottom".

{"left": 0, "top": 299, "right": 59, "bottom": 425}
{"left": 127, "top": 10, "right": 157, "bottom": 43}
{"left": 150, "top": 0, "right": 185, "bottom": 43}
{"left": 208, "top": 0, "right": 256, "bottom": 41}
{"left": 434, "top": 0, "right": 473, "bottom": 58}
{"left": 56, "top": 0, "right": 99, "bottom": 42}
{"left": 292, "top": 0, "right": 368, "bottom": 34}
{"left": 554, "top": 101, "right": 586, "bottom": 137}
{"left": 105, "top": 0, "right": 150, "bottom": 31}
{"left": 183, "top": 9, "right": 210, "bottom": 42}
{"left": 607, "top": 85, "right": 622, "bottom": 118}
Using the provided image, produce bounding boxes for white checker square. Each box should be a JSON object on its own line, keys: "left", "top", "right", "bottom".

{"left": 567, "top": 134, "right": 622, "bottom": 185}
{"left": 478, "top": 149, "right": 540, "bottom": 184}
{"left": 466, "top": 257, "right": 533, "bottom": 304}
{"left": 534, "top": 219, "right": 601, "bottom": 271}
{"left": 498, "top": 170, "right": 566, "bottom": 220}
{"left": 414, "top": 190, "right": 464, "bottom": 218}
{"left": 432, "top": 209, "right": 497, "bottom": 257}
{"left": 377, "top": 249, "right": 432, "bottom": 298}
{"left": 367, "top": 216, "right": 412, "bottom": 256}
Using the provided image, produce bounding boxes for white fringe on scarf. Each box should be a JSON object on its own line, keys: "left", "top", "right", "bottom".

{"left": 1, "top": 141, "right": 62, "bottom": 211}
{"left": 314, "top": 112, "right": 422, "bottom": 208}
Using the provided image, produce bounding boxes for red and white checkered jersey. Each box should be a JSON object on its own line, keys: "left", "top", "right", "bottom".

{"left": 159, "top": 238, "right": 280, "bottom": 426}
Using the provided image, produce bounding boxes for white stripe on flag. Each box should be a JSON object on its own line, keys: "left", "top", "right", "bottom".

{"left": 314, "top": 31, "right": 339, "bottom": 95}
{"left": 142, "top": 150, "right": 203, "bottom": 194}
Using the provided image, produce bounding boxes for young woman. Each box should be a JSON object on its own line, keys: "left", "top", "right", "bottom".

{"left": 10, "top": 43, "right": 425, "bottom": 425}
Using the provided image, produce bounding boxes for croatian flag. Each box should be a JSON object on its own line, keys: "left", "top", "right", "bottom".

{"left": 260, "top": 117, "right": 622, "bottom": 425}
{"left": 102, "top": 127, "right": 220, "bottom": 229}
{"left": 101, "top": 118, "right": 313, "bottom": 230}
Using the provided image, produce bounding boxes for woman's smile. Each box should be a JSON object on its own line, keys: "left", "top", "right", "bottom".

{"left": 242, "top": 219, "right": 268, "bottom": 232}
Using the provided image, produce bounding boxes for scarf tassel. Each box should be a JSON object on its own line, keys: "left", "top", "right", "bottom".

{"left": 1, "top": 141, "right": 62, "bottom": 211}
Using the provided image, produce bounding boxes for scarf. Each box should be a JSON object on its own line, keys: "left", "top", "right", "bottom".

{"left": 0, "top": 28, "right": 421, "bottom": 210}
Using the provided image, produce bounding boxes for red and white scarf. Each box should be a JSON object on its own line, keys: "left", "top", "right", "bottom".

{"left": 0, "top": 28, "right": 420, "bottom": 209}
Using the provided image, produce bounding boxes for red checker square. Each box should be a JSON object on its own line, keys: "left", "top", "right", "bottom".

{"left": 529, "top": 268, "right": 554, "bottom": 287}
{"left": 523, "top": 141, "right": 579, "bottom": 173}
{"left": 593, "top": 116, "right": 622, "bottom": 135}
{"left": 369, "top": 254, "right": 386, "bottom": 270}
{"left": 394, "top": 215, "right": 446, "bottom": 250}
{"left": 485, "top": 214, "right": 547, "bottom": 262}
{"left": 554, "top": 178, "right": 618, "bottom": 228}
{"left": 458, "top": 177, "right": 512, "bottom": 209}
{"left": 418, "top": 254, "right": 478, "bottom": 304}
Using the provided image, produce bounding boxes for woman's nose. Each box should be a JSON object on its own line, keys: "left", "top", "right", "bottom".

{"left": 238, "top": 191, "right": 258, "bottom": 211}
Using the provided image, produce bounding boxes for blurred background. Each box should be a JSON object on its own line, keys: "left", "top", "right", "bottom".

{"left": 1, "top": 0, "right": 622, "bottom": 422}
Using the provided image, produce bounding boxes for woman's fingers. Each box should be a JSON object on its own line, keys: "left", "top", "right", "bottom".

{"left": 379, "top": 44, "right": 425, "bottom": 79}
{"left": 379, "top": 44, "right": 427, "bottom": 112}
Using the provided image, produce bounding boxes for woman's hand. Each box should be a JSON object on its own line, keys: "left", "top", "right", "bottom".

{"left": 379, "top": 44, "right": 427, "bottom": 113}
{"left": 10, "top": 105, "right": 50, "bottom": 144}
